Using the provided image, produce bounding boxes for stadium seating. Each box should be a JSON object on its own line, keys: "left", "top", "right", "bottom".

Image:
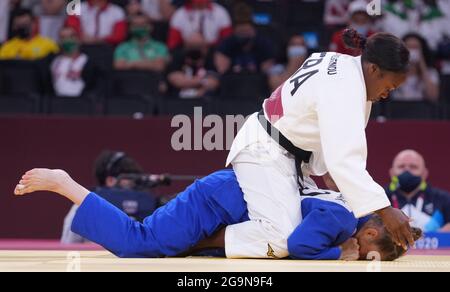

{"left": 438, "top": 74, "right": 450, "bottom": 119}
{"left": 440, "top": 74, "right": 450, "bottom": 104}
{"left": 385, "top": 101, "right": 440, "bottom": 120}
{"left": 0, "top": 60, "right": 44, "bottom": 114}
{"left": 0, "top": 1, "right": 448, "bottom": 120}
{"left": 158, "top": 97, "right": 214, "bottom": 116}
{"left": 219, "top": 72, "right": 269, "bottom": 101}
{"left": 105, "top": 70, "right": 161, "bottom": 116}
{"left": 46, "top": 95, "right": 97, "bottom": 116}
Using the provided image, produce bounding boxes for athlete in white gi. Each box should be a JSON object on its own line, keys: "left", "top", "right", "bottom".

{"left": 224, "top": 31, "right": 415, "bottom": 259}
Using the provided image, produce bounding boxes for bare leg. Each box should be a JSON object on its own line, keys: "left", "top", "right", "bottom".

{"left": 176, "top": 228, "right": 226, "bottom": 257}
{"left": 14, "top": 168, "right": 90, "bottom": 205}
{"left": 194, "top": 228, "right": 226, "bottom": 250}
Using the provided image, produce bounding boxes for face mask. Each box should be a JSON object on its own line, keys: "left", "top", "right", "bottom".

{"left": 186, "top": 49, "right": 203, "bottom": 61}
{"left": 351, "top": 23, "right": 370, "bottom": 36}
{"left": 130, "top": 27, "right": 150, "bottom": 40}
{"left": 396, "top": 171, "right": 423, "bottom": 193}
{"left": 60, "top": 39, "right": 79, "bottom": 54}
{"left": 236, "top": 36, "right": 253, "bottom": 47}
{"left": 287, "top": 45, "right": 307, "bottom": 58}
{"left": 13, "top": 26, "right": 32, "bottom": 39}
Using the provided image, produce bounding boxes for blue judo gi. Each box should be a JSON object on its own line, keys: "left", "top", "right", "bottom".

{"left": 72, "top": 169, "right": 370, "bottom": 259}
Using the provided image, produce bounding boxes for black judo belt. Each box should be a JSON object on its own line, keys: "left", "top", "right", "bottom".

{"left": 258, "top": 110, "right": 312, "bottom": 189}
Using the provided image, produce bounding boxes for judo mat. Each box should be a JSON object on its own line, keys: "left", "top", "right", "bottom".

{"left": 1, "top": 247, "right": 450, "bottom": 272}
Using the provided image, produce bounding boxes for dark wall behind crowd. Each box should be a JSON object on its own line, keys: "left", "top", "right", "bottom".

{"left": 0, "top": 116, "right": 449, "bottom": 239}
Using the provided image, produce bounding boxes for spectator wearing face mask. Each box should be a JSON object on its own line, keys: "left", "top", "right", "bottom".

{"left": 114, "top": 13, "right": 169, "bottom": 72}
{"left": 386, "top": 149, "right": 450, "bottom": 233}
{"left": 50, "top": 26, "right": 96, "bottom": 98}
{"left": 214, "top": 3, "right": 275, "bottom": 75}
{"left": 391, "top": 33, "right": 440, "bottom": 102}
{"left": 329, "top": 0, "right": 376, "bottom": 56}
{"left": 268, "top": 34, "right": 309, "bottom": 92}
{"left": 0, "top": 8, "right": 59, "bottom": 60}
{"left": 167, "top": 32, "right": 219, "bottom": 99}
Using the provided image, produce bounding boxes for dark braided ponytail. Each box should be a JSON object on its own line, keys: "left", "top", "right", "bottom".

{"left": 342, "top": 28, "right": 410, "bottom": 73}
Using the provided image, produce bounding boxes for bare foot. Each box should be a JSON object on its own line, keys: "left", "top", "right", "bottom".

{"left": 14, "top": 168, "right": 71, "bottom": 196}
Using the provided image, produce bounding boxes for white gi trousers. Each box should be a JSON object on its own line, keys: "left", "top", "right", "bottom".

{"left": 225, "top": 113, "right": 316, "bottom": 258}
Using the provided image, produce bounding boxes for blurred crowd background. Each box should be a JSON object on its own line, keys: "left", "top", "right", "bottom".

{"left": 0, "top": 0, "right": 449, "bottom": 119}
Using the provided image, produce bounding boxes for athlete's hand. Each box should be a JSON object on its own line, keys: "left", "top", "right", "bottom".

{"left": 376, "top": 206, "right": 414, "bottom": 250}
{"left": 339, "top": 238, "right": 360, "bottom": 261}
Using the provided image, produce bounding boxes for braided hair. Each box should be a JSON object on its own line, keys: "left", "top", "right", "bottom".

{"left": 342, "top": 28, "right": 410, "bottom": 73}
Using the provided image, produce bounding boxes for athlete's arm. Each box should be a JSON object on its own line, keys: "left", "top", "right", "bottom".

{"left": 315, "top": 78, "right": 414, "bottom": 249}
{"left": 287, "top": 208, "right": 350, "bottom": 260}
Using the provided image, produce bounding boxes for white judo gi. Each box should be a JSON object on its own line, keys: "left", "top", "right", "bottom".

{"left": 225, "top": 52, "right": 392, "bottom": 259}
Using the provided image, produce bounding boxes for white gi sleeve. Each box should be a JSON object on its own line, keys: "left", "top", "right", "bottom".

{"left": 315, "top": 75, "right": 391, "bottom": 218}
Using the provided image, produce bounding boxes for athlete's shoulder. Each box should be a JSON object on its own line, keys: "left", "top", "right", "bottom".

{"left": 301, "top": 187, "right": 355, "bottom": 214}
{"left": 304, "top": 52, "right": 360, "bottom": 77}
{"left": 301, "top": 194, "right": 357, "bottom": 230}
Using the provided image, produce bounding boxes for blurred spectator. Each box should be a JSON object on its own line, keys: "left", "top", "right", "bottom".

{"left": 0, "top": 8, "right": 59, "bottom": 60}
{"left": 114, "top": 12, "right": 169, "bottom": 71}
{"left": 268, "top": 34, "right": 309, "bottom": 92}
{"left": 20, "top": 0, "right": 42, "bottom": 15}
{"left": 438, "top": 36, "right": 450, "bottom": 75}
{"left": 167, "top": 32, "right": 219, "bottom": 99}
{"left": 386, "top": 149, "right": 450, "bottom": 232}
{"left": 214, "top": 3, "right": 275, "bottom": 74}
{"left": 391, "top": 33, "right": 440, "bottom": 102}
{"left": 329, "top": 0, "right": 376, "bottom": 56}
{"left": 381, "top": 0, "right": 449, "bottom": 50}
{"left": 438, "top": 0, "right": 450, "bottom": 12}
{"left": 140, "top": 0, "right": 176, "bottom": 22}
{"left": 167, "top": 0, "right": 232, "bottom": 50}
{"left": 5, "top": 0, "right": 43, "bottom": 17}
{"left": 50, "top": 26, "right": 95, "bottom": 97}
{"left": 7, "top": 0, "right": 23, "bottom": 39}
{"left": 66, "top": 0, "right": 127, "bottom": 46}
{"left": 324, "top": 0, "right": 351, "bottom": 27}
{"left": 61, "top": 150, "right": 155, "bottom": 244}
{"left": 126, "top": 0, "right": 142, "bottom": 17}
{"left": 38, "top": 0, "right": 67, "bottom": 42}
{"left": 0, "top": 1, "right": 10, "bottom": 43}
{"left": 437, "top": 0, "right": 450, "bottom": 75}
{"left": 171, "top": 0, "right": 186, "bottom": 7}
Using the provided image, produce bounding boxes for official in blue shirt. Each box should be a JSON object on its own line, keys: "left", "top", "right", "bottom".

{"left": 386, "top": 150, "right": 450, "bottom": 232}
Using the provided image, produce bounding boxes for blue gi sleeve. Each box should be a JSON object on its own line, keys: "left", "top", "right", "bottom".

{"left": 287, "top": 208, "right": 353, "bottom": 260}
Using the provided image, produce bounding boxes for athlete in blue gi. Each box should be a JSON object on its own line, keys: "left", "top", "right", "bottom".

{"left": 14, "top": 168, "right": 421, "bottom": 261}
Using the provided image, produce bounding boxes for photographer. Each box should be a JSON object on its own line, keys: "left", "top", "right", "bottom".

{"left": 61, "top": 150, "right": 161, "bottom": 244}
